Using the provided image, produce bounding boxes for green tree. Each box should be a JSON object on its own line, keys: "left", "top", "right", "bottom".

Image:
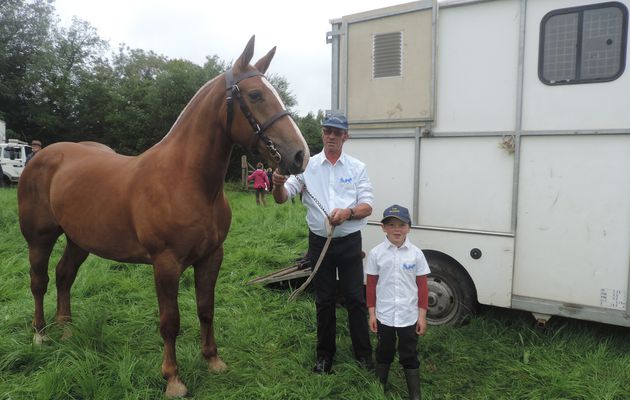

{"left": 0, "top": 1, "right": 109, "bottom": 144}
{"left": 0, "top": 0, "right": 56, "bottom": 141}
{"left": 106, "top": 47, "right": 166, "bottom": 153}
{"left": 267, "top": 74, "right": 296, "bottom": 111}
{"left": 39, "top": 17, "right": 108, "bottom": 143}
{"left": 106, "top": 47, "right": 228, "bottom": 154}
{"left": 71, "top": 60, "right": 117, "bottom": 144}
{"left": 0, "top": 0, "right": 306, "bottom": 184}
{"left": 296, "top": 110, "right": 324, "bottom": 155}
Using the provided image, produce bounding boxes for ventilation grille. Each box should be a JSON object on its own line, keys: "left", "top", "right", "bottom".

{"left": 373, "top": 32, "right": 402, "bottom": 78}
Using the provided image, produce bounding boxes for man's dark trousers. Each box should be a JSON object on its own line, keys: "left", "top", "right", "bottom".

{"left": 309, "top": 230, "right": 372, "bottom": 361}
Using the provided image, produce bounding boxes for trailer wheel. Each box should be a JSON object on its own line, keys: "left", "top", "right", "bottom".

{"left": 426, "top": 256, "right": 477, "bottom": 326}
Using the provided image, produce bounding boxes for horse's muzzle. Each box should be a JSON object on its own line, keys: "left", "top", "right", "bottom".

{"left": 286, "top": 150, "right": 306, "bottom": 175}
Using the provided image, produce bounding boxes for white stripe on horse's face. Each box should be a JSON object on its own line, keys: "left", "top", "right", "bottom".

{"left": 262, "top": 77, "right": 303, "bottom": 138}
{"left": 261, "top": 76, "right": 308, "bottom": 170}
{"left": 261, "top": 78, "right": 287, "bottom": 110}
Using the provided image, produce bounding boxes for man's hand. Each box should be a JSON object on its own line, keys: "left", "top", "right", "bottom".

{"left": 271, "top": 169, "right": 289, "bottom": 204}
{"left": 368, "top": 308, "right": 377, "bottom": 333}
{"left": 272, "top": 169, "right": 288, "bottom": 187}
{"left": 329, "top": 208, "right": 352, "bottom": 226}
{"left": 417, "top": 309, "right": 427, "bottom": 336}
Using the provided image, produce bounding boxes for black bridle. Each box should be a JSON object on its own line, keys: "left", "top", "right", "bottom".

{"left": 224, "top": 68, "right": 289, "bottom": 164}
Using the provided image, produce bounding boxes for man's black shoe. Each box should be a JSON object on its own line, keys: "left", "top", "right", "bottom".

{"left": 356, "top": 356, "right": 375, "bottom": 372}
{"left": 313, "top": 357, "right": 333, "bottom": 374}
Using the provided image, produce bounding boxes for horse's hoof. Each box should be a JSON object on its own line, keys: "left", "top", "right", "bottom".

{"left": 165, "top": 378, "right": 187, "bottom": 398}
{"left": 33, "top": 332, "right": 49, "bottom": 345}
{"left": 209, "top": 357, "right": 227, "bottom": 373}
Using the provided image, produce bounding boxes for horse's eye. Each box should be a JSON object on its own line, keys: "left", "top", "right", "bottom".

{"left": 248, "top": 91, "right": 263, "bottom": 102}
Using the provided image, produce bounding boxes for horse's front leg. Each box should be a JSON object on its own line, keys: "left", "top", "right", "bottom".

{"left": 194, "top": 246, "right": 227, "bottom": 372}
{"left": 153, "top": 255, "right": 187, "bottom": 398}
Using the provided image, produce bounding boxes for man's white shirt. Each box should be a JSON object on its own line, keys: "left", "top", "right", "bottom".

{"left": 366, "top": 237, "right": 431, "bottom": 327}
{"left": 284, "top": 151, "right": 373, "bottom": 238}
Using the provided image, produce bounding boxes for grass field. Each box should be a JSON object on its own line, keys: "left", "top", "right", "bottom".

{"left": 1, "top": 186, "right": 630, "bottom": 399}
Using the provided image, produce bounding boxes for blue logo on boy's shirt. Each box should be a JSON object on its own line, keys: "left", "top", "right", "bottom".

{"left": 339, "top": 177, "right": 353, "bottom": 184}
{"left": 401, "top": 263, "right": 416, "bottom": 271}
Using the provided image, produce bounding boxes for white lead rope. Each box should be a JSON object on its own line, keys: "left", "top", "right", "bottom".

{"left": 288, "top": 175, "right": 334, "bottom": 301}
{"left": 288, "top": 223, "right": 334, "bottom": 301}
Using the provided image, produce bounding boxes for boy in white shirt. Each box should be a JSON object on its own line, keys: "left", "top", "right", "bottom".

{"left": 366, "top": 204, "right": 430, "bottom": 400}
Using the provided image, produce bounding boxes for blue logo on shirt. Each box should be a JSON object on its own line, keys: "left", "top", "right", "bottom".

{"left": 340, "top": 177, "right": 353, "bottom": 184}
{"left": 401, "top": 263, "right": 416, "bottom": 271}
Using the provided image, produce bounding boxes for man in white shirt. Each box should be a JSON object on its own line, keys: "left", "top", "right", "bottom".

{"left": 272, "top": 114, "right": 374, "bottom": 374}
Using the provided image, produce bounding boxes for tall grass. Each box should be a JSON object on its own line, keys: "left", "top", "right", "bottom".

{"left": 1, "top": 186, "right": 629, "bottom": 399}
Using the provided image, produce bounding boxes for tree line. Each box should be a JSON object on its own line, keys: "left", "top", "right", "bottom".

{"left": 0, "top": 0, "right": 324, "bottom": 179}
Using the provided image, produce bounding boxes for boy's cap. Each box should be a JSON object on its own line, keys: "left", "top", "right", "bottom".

{"left": 381, "top": 204, "right": 411, "bottom": 224}
{"left": 322, "top": 114, "right": 348, "bottom": 130}
{"left": 31, "top": 140, "right": 42, "bottom": 146}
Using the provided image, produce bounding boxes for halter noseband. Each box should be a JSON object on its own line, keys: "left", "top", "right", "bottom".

{"left": 225, "top": 68, "right": 290, "bottom": 164}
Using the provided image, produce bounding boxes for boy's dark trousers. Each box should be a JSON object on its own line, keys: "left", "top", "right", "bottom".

{"left": 309, "top": 230, "right": 372, "bottom": 363}
{"left": 376, "top": 320, "right": 421, "bottom": 400}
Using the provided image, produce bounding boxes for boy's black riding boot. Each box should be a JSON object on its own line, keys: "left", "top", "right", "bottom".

{"left": 375, "top": 363, "right": 390, "bottom": 391}
{"left": 404, "top": 368, "right": 421, "bottom": 400}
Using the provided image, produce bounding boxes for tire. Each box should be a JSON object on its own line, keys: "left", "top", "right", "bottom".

{"left": 426, "top": 255, "right": 477, "bottom": 326}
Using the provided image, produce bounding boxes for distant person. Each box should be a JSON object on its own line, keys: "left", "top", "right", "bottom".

{"left": 266, "top": 168, "right": 274, "bottom": 191}
{"left": 366, "top": 204, "right": 430, "bottom": 400}
{"left": 272, "top": 114, "right": 374, "bottom": 374}
{"left": 25, "top": 140, "right": 42, "bottom": 165}
{"left": 247, "top": 162, "right": 270, "bottom": 206}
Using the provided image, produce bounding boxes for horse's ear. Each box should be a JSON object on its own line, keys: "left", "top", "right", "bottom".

{"left": 235, "top": 35, "right": 256, "bottom": 71}
{"left": 254, "top": 46, "right": 276, "bottom": 74}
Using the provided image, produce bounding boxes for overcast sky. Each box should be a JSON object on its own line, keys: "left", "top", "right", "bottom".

{"left": 53, "top": 0, "right": 411, "bottom": 116}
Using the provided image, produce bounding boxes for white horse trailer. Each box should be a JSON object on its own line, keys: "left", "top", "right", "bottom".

{"left": 328, "top": 0, "right": 630, "bottom": 326}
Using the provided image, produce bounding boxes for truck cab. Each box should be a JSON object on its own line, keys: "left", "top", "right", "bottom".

{"left": 1, "top": 139, "right": 32, "bottom": 185}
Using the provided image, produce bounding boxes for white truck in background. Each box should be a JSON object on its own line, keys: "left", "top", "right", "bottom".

{"left": 1, "top": 139, "right": 32, "bottom": 185}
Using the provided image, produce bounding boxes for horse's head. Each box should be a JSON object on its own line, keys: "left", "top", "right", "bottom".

{"left": 224, "top": 36, "right": 309, "bottom": 175}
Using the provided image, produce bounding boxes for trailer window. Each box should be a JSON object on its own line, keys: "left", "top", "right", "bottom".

{"left": 373, "top": 31, "right": 403, "bottom": 78}
{"left": 539, "top": 2, "right": 628, "bottom": 85}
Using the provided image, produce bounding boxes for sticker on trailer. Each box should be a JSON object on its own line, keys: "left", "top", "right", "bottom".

{"left": 599, "top": 289, "right": 627, "bottom": 310}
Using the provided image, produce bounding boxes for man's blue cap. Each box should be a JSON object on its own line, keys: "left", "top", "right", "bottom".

{"left": 381, "top": 204, "right": 411, "bottom": 225}
{"left": 322, "top": 114, "right": 348, "bottom": 130}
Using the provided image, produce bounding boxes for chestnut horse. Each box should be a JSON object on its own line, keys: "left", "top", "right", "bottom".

{"left": 17, "top": 36, "right": 309, "bottom": 397}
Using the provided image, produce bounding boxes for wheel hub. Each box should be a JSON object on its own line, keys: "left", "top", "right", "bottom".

{"left": 427, "top": 278, "right": 456, "bottom": 321}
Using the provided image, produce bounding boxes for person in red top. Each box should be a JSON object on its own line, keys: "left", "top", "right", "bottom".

{"left": 365, "top": 204, "right": 430, "bottom": 400}
{"left": 247, "top": 162, "right": 270, "bottom": 206}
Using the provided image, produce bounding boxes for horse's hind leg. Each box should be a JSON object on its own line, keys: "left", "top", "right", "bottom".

{"left": 55, "top": 236, "right": 89, "bottom": 336}
{"left": 194, "top": 246, "right": 227, "bottom": 373}
{"left": 28, "top": 233, "right": 61, "bottom": 344}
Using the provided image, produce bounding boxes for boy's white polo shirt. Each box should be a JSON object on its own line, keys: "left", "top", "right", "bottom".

{"left": 366, "top": 237, "right": 431, "bottom": 327}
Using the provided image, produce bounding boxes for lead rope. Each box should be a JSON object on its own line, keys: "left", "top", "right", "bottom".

{"left": 288, "top": 175, "right": 335, "bottom": 301}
